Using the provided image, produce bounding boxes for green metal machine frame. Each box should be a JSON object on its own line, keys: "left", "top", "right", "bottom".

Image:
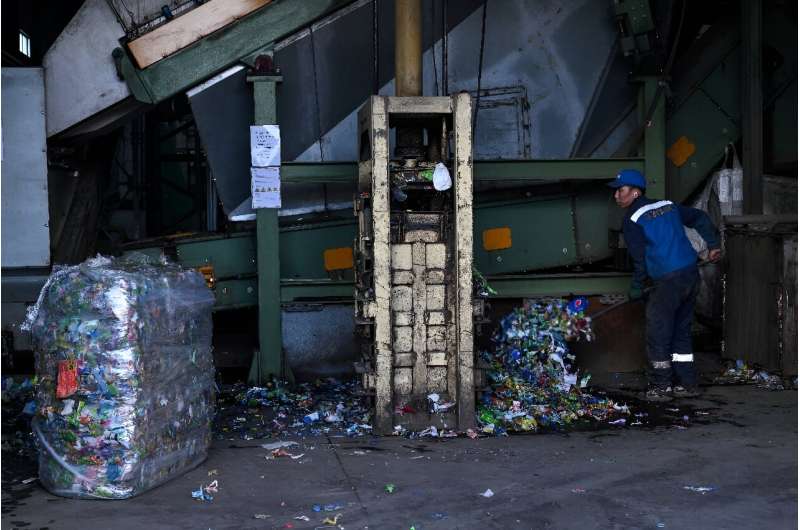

{"left": 126, "top": 88, "right": 663, "bottom": 383}
{"left": 112, "top": 0, "right": 800, "bottom": 389}
{"left": 253, "top": 77, "right": 663, "bottom": 380}
{"left": 114, "top": 1, "right": 670, "bottom": 381}
{"left": 114, "top": 0, "right": 352, "bottom": 105}
{"left": 249, "top": 73, "right": 286, "bottom": 383}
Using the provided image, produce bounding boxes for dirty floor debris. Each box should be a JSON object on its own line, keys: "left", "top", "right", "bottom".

{"left": 714, "top": 359, "right": 798, "bottom": 391}
{"left": 2, "top": 385, "right": 796, "bottom": 529}
{"left": 215, "top": 379, "right": 372, "bottom": 441}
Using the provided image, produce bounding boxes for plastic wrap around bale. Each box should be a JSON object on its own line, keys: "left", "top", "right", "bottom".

{"left": 26, "top": 255, "right": 215, "bottom": 499}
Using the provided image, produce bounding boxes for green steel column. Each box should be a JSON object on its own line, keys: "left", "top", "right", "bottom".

{"left": 248, "top": 74, "right": 284, "bottom": 384}
{"left": 642, "top": 77, "right": 666, "bottom": 199}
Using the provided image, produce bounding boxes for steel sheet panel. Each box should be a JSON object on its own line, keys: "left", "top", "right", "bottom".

{"left": 1, "top": 68, "right": 50, "bottom": 267}
{"left": 187, "top": 66, "right": 253, "bottom": 216}
{"left": 473, "top": 197, "right": 577, "bottom": 274}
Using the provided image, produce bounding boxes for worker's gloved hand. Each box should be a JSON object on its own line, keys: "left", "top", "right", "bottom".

{"left": 629, "top": 286, "right": 644, "bottom": 301}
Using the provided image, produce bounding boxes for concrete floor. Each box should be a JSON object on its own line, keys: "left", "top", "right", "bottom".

{"left": 2, "top": 385, "right": 797, "bottom": 530}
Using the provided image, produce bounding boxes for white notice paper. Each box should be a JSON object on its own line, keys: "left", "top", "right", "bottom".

{"left": 251, "top": 167, "right": 281, "bottom": 209}
{"left": 250, "top": 125, "right": 281, "bottom": 167}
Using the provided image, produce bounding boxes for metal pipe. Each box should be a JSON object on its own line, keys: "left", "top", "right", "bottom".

{"left": 741, "top": 0, "right": 763, "bottom": 214}
{"left": 442, "top": 0, "right": 448, "bottom": 95}
{"left": 395, "top": 0, "right": 422, "bottom": 96}
{"left": 372, "top": 0, "right": 379, "bottom": 94}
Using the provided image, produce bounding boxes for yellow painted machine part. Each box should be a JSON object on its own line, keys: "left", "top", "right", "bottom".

{"left": 667, "top": 135, "right": 696, "bottom": 167}
{"left": 482, "top": 227, "right": 512, "bottom": 251}
{"left": 324, "top": 247, "right": 354, "bottom": 271}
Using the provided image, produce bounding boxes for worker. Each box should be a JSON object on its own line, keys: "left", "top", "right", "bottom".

{"left": 609, "top": 169, "right": 721, "bottom": 402}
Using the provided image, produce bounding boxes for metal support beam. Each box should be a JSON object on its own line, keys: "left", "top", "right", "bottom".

{"left": 279, "top": 273, "right": 633, "bottom": 301}
{"left": 249, "top": 74, "right": 286, "bottom": 384}
{"left": 281, "top": 162, "right": 359, "bottom": 183}
{"left": 281, "top": 279, "right": 354, "bottom": 302}
{"left": 453, "top": 91, "right": 476, "bottom": 431}
{"left": 394, "top": 0, "right": 422, "bottom": 97}
{"left": 117, "top": 0, "right": 351, "bottom": 104}
{"left": 474, "top": 158, "right": 645, "bottom": 181}
{"left": 741, "top": 0, "right": 763, "bottom": 214}
{"left": 196, "top": 277, "right": 639, "bottom": 305}
{"left": 277, "top": 158, "right": 645, "bottom": 184}
{"left": 641, "top": 77, "right": 666, "bottom": 199}
{"left": 283, "top": 275, "right": 634, "bottom": 301}
{"left": 486, "top": 272, "right": 632, "bottom": 298}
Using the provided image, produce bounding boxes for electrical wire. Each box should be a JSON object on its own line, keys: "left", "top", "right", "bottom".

{"left": 472, "top": 0, "right": 489, "bottom": 137}
{"left": 664, "top": 0, "right": 687, "bottom": 78}
{"left": 442, "top": 0, "right": 448, "bottom": 95}
{"left": 431, "top": 0, "right": 440, "bottom": 96}
{"left": 105, "top": 0, "right": 135, "bottom": 36}
{"left": 372, "top": 0, "right": 379, "bottom": 95}
{"left": 309, "top": 27, "right": 326, "bottom": 162}
{"left": 643, "top": 0, "right": 686, "bottom": 126}
{"left": 617, "top": 0, "right": 687, "bottom": 156}
{"left": 118, "top": 0, "right": 136, "bottom": 24}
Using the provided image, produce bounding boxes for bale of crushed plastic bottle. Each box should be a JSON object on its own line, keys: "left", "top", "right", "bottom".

{"left": 25, "top": 255, "right": 216, "bottom": 499}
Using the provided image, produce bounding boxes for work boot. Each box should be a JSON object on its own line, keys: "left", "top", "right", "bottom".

{"left": 644, "top": 386, "right": 673, "bottom": 402}
{"left": 672, "top": 385, "right": 700, "bottom": 398}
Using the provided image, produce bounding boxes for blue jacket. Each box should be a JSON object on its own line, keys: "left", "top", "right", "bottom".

{"left": 623, "top": 196, "right": 720, "bottom": 289}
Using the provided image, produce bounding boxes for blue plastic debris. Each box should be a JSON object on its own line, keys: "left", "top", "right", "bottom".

{"left": 192, "top": 487, "right": 213, "bottom": 502}
{"left": 22, "top": 401, "right": 36, "bottom": 416}
{"left": 312, "top": 503, "right": 343, "bottom": 512}
{"left": 567, "top": 296, "right": 589, "bottom": 315}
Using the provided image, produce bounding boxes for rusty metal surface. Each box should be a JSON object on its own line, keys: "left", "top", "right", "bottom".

{"left": 454, "top": 92, "right": 476, "bottom": 430}
{"left": 724, "top": 219, "right": 797, "bottom": 372}
{"left": 724, "top": 231, "right": 779, "bottom": 369}
{"left": 356, "top": 95, "right": 475, "bottom": 433}
{"left": 781, "top": 236, "right": 797, "bottom": 375}
{"left": 572, "top": 296, "right": 647, "bottom": 382}
{"left": 394, "top": 0, "right": 423, "bottom": 97}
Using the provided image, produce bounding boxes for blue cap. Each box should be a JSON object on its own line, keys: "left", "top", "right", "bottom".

{"left": 607, "top": 169, "right": 646, "bottom": 190}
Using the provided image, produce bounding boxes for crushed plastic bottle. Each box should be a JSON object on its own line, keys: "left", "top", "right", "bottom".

{"left": 477, "top": 299, "right": 626, "bottom": 434}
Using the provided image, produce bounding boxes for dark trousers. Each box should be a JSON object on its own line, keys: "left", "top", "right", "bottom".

{"left": 645, "top": 267, "right": 700, "bottom": 387}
